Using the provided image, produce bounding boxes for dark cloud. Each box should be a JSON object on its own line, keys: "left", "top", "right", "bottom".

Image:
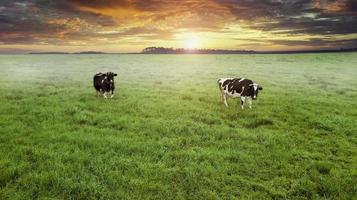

{"left": 248, "top": 15, "right": 357, "bottom": 35}
{"left": 346, "top": 0, "right": 357, "bottom": 12}
{"left": 68, "top": 0, "right": 130, "bottom": 8}
{"left": 0, "top": 0, "right": 116, "bottom": 44}
{"left": 270, "top": 38, "right": 357, "bottom": 48}
{"left": 216, "top": 0, "right": 357, "bottom": 33}
{"left": 216, "top": 0, "right": 286, "bottom": 19}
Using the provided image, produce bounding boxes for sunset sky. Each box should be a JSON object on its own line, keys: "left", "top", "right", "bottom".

{"left": 1, "top": 0, "right": 357, "bottom": 53}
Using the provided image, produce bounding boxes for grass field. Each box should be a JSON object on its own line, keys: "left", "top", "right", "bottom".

{"left": 0, "top": 53, "right": 356, "bottom": 199}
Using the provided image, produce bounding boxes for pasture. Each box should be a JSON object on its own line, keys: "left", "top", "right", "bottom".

{"left": 0, "top": 53, "right": 356, "bottom": 199}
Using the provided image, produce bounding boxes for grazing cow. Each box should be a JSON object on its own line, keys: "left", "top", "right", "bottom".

{"left": 218, "top": 78, "right": 263, "bottom": 109}
{"left": 93, "top": 72, "right": 117, "bottom": 98}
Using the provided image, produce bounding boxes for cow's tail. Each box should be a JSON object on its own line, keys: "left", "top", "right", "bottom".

{"left": 93, "top": 74, "right": 98, "bottom": 87}
{"left": 217, "top": 78, "right": 223, "bottom": 102}
{"left": 217, "top": 78, "right": 223, "bottom": 91}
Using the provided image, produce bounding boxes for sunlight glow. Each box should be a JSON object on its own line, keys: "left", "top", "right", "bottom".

{"left": 185, "top": 35, "right": 200, "bottom": 49}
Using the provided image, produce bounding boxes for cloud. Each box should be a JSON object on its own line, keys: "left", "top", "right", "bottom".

{"left": 0, "top": 0, "right": 356, "bottom": 51}
{"left": 215, "top": 0, "right": 357, "bottom": 34}
{"left": 346, "top": 0, "right": 357, "bottom": 12}
{"left": 269, "top": 38, "right": 357, "bottom": 48}
{"left": 0, "top": 0, "right": 117, "bottom": 45}
{"left": 68, "top": 0, "right": 130, "bottom": 9}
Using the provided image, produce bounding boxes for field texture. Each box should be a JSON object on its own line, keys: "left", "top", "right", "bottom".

{"left": 0, "top": 54, "right": 356, "bottom": 199}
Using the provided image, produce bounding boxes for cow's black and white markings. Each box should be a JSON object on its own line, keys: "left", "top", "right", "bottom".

{"left": 93, "top": 72, "right": 117, "bottom": 98}
{"left": 218, "top": 78, "right": 263, "bottom": 109}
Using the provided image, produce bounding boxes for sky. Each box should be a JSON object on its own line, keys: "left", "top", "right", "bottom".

{"left": 0, "top": 0, "right": 357, "bottom": 53}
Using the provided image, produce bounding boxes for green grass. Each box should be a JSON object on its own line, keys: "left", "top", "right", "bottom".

{"left": 0, "top": 53, "right": 356, "bottom": 199}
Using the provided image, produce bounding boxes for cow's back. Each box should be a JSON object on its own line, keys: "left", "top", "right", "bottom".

{"left": 218, "top": 77, "right": 253, "bottom": 98}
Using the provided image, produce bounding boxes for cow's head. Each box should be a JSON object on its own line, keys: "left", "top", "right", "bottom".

{"left": 106, "top": 72, "right": 117, "bottom": 83}
{"left": 249, "top": 83, "right": 263, "bottom": 100}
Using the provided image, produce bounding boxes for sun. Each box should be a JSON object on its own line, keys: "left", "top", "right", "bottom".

{"left": 185, "top": 35, "right": 200, "bottom": 49}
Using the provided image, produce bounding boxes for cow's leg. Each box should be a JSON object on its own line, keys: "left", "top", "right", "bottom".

{"left": 95, "top": 89, "right": 102, "bottom": 97}
{"left": 103, "top": 91, "right": 108, "bottom": 99}
{"left": 218, "top": 84, "right": 223, "bottom": 103}
{"left": 219, "top": 90, "right": 224, "bottom": 103}
{"left": 248, "top": 98, "right": 252, "bottom": 109}
{"left": 223, "top": 94, "right": 228, "bottom": 107}
{"left": 240, "top": 96, "right": 245, "bottom": 109}
{"left": 110, "top": 89, "right": 115, "bottom": 98}
{"left": 97, "top": 90, "right": 102, "bottom": 96}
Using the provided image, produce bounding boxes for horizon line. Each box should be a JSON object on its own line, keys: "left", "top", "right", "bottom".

{"left": 1, "top": 47, "right": 357, "bottom": 55}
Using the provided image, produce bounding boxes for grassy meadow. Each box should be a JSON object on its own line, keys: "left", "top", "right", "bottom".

{"left": 0, "top": 53, "right": 356, "bottom": 199}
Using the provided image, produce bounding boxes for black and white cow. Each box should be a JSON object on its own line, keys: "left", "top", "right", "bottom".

{"left": 93, "top": 72, "right": 117, "bottom": 98}
{"left": 218, "top": 78, "right": 263, "bottom": 109}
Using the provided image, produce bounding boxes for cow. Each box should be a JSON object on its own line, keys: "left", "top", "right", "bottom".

{"left": 218, "top": 78, "right": 263, "bottom": 109}
{"left": 93, "top": 72, "right": 117, "bottom": 98}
